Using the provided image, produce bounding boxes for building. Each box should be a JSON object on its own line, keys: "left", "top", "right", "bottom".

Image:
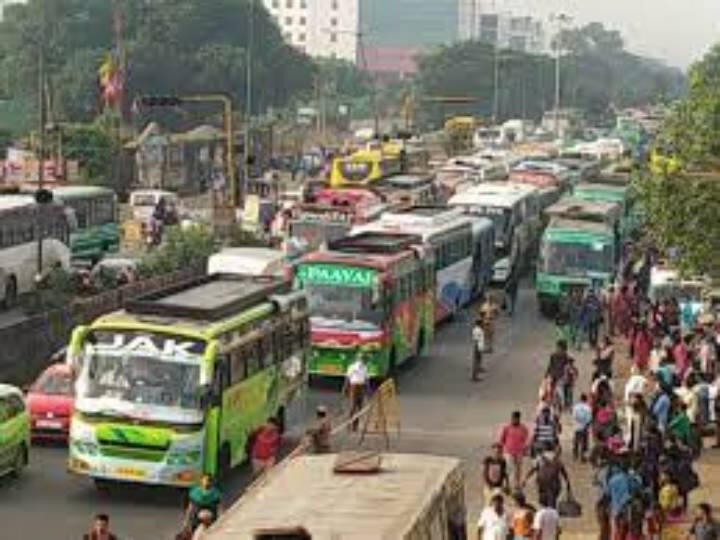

{"left": 458, "top": 1, "right": 545, "bottom": 53}
{"left": 263, "top": 0, "right": 359, "bottom": 63}
{"left": 0, "top": 0, "right": 25, "bottom": 20}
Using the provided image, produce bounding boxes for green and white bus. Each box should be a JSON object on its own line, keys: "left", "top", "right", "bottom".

{"left": 536, "top": 217, "right": 617, "bottom": 314}
{"left": 67, "top": 274, "right": 308, "bottom": 488}
{"left": 571, "top": 182, "right": 638, "bottom": 239}
{"left": 44, "top": 186, "right": 119, "bottom": 262}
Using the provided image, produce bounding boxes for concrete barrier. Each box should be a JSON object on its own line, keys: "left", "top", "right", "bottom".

{"left": 0, "top": 265, "right": 205, "bottom": 386}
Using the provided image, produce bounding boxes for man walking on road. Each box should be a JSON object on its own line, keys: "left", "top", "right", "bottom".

{"left": 572, "top": 393, "right": 592, "bottom": 462}
{"left": 472, "top": 318, "right": 487, "bottom": 381}
{"left": 523, "top": 445, "right": 571, "bottom": 509}
{"left": 499, "top": 411, "right": 530, "bottom": 490}
{"left": 83, "top": 514, "right": 118, "bottom": 540}
{"left": 477, "top": 492, "right": 510, "bottom": 540}
{"left": 505, "top": 274, "right": 519, "bottom": 317}
{"left": 343, "top": 355, "right": 370, "bottom": 431}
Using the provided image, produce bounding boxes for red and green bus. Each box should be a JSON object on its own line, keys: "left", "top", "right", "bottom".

{"left": 295, "top": 232, "right": 435, "bottom": 380}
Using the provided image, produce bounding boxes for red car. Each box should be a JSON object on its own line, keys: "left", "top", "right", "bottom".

{"left": 26, "top": 363, "right": 74, "bottom": 442}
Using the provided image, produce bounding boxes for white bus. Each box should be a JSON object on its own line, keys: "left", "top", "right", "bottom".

{"left": 0, "top": 195, "right": 72, "bottom": 306}
{"left": 449, "top": 183, "right": 542, "bottom": 284}
{"left": 352, "top": 206, "right": 486, "bottom": 321}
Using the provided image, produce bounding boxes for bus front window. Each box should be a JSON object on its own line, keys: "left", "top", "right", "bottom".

{"left": 306, "top": 284, "right": 383, "bottom": 328}
{"left": 541, "top": 242, "right": 613, "bottom": 275}
{"left": 75, "top": 331, "right": 205, "bottom": 424}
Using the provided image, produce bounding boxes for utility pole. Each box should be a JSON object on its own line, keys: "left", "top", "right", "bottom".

{"left": 492, "top": 44, "right": 500, "bottom": 122}
{"left": 36, "top": 3, "right": 46, "bottom": 279}
{"left": 242, "top": 0, "right": 255, "bottom": 208}
{"left": 551, "top": 13, "right": 572, "bottom": 139}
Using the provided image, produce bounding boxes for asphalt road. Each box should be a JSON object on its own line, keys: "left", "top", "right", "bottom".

{"left": 0, "top": 284, "right": 557, "bottom": 540}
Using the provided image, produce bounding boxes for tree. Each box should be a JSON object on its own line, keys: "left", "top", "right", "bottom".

{"left": 0, "top": 0, "right": 316, "bottom": 126}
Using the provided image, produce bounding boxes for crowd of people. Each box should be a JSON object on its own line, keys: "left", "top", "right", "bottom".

{"left": 478, "top": 250, "right": 720, "bottom": 540}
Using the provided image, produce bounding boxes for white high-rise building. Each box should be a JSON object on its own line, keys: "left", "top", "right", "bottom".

{"left": 263, "top": 0, "right": 359, "bottom": 63}
{"left": 458, "top": 0, "right": 545, "bottom": 54}
{"left": 0, "top": 0, "right": 25, "bottom": 20}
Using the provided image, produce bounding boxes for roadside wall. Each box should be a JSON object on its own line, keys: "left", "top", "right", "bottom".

{"left": 0, "top": 265, "right": 204, "bottom": 386}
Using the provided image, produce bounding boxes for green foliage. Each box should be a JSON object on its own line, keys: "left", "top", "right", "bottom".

{"left": 414, "top": 23, "right": 684, "bottom": 127}
{"left": 137, "top": 225, "right": 216, "bottom": 277}
{"left": 59, "top": 123, "right": 114, "bottom": 183}
{"left": 0, "top": 0, "right": 316, "bottom": 124}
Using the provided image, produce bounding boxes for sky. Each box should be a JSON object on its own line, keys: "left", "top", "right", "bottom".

{"left": 501, "top": 0, "right": 720, "bottom": 68}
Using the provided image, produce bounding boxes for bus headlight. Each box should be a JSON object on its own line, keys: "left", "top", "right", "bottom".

{"left": 166, "top": 449, "right": 201, "bottom": 466}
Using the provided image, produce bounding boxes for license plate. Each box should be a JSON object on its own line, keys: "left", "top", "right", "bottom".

{"left": 116, "top": 467, "right": 146, "bottom": 479}
{"left": 36, "top": 420, "right": 63, "bottom": 429}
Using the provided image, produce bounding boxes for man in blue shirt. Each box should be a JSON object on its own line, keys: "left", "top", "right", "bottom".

{"left": 651, "top": 389, "right": 672, "bottom": 433}
{"left": 572, "top": 393, "right": 593, "bottom": 462}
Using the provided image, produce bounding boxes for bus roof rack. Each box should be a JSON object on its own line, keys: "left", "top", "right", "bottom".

{"left": 125, "top": 273, "right": 291, "bottom": 321}
{"left": 329, "top": 231, "right": 422, "bottom": 254}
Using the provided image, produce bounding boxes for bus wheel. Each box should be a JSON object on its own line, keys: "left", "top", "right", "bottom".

{"left": 3, "top": 277, "right": 17, "bottom": 308}
{"left": 10, "top": 443, "right": 27, "bottom": 478}
{"left": 218, "top": 444, "right": 232, "bottom": 479}
{"left": 275, "top": 407, "right": 287, "bottom": 434}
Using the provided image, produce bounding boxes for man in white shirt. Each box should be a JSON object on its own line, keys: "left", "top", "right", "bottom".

{"left": 343, "top": 355, "right": 370, "bottom": 431}
{"left": 472, "top": 319, "right": 486, "bottom": 381}
{"left": 624, "top": 366, "right": 647, "bottom": 433}
{"left": 533, "top": 504, "right": 560, "bottom": 540}
{"left": 477, "top": 492, "right": 509, "bottom": 540}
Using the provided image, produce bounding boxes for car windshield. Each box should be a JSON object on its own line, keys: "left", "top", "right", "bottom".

{"left": 306, "top": 283, "right": 383, "bottom": 328}
{"left": 75, "top": 331, "right": 204, "bottom": 424}
{"left": 34, "top": 372, "right": 73, "bottom": 396}
{"left": 540, "top": 241, "right": 613, "bottom": 275}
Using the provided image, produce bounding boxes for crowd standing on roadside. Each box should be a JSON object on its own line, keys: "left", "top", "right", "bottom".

{"left": 480, "top": 247, "right": 720, "bottom": 540}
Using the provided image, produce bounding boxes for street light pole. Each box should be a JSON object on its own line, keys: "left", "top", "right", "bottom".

{"left": 242, "top": 0, "right": 255, "bottom": 208}
{"left": 551, "top": 13, "right": 572, "bottom": 139}
{"left": 36, "top": 5, "right": 46, "bottom": 278}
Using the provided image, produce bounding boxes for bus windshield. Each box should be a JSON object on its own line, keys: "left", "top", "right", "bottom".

{"left": 541, "top": 241, "right": 613, "bottom": 275}
{"left": 306, "top": 283, "right": 383, "bottom": 329}
{"left": 75, "top": 331, "right": 204, "bottom": 425}
{"left": 465, "top": 206, "right": 511, "bottom": 244}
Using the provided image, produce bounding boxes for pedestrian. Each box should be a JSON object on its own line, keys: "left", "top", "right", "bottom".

{"left": 612, "top": 285, "right": 631, "bottom": 337}
{"left": 632, "top": 321, "right": 653, "bottom": 372}
{"left": 668, "top": 399, "right": 693, "bottom": 447}
{"left": 555, "top": 295, "right": 571, "bottom": 344}
{"left": 547, "top": 340, "right": 571, "bottom": 387}
{"left": 472, "top": 318, "right": 487, "bottom": 381}
{"left": 583, "top": 289, "right": 603, "bottom": 348}
{"left": 511, "top": 491, "right": 536, "bottom": 540}
{"left": 480, "top": 296, "right": 500, "bottom": 352}
{"left": 562, "top": 357, "right": 579, "bottom": 411}
{"left": 568, "top": 289, "right": 583, "bottom": 350}
{"left": 523, "top": 445, "right": 571, "bottom": 509}
{"left": 343, "top": 354, "right": 370, "bottom": 431}
{"left": 595, "top": 336, "right": 615, "bottom": 379}
{"left": 251, "top": 417, "right": 282, "bottom": 473}
{"left": 499, "top": 411, "right": 530, "bottom": 490}
{"left": 649, "top": 380, "right": 672, "bottom": 434}
{"left": 477, "top": 492, "right": 510, "bottom": 540}
{"left": 604, "top": 454, "right": 642, "bottom": 540}
{"left": 483, "top": 443, "right": 511, "bottom": 502}
{"left": 83, "top": 514, "right": 118, "bottom": 540}
{"left": 191, "top": 510, "right": 215, "bottom": 540}
{"left": 505, "top": 274, "right": 519, "bottom": 317}
{"left": 688, "top": 503, "right": 719, "bottom": 540}
{"left": 185, "top": 474, "right": 222, "bottom": 534}
{"left": 305, "top": 405, "right": 332, "bottom": 454}
{"left": 624, "top": 366, "right": 647, "bottom": 431}
{"left": 572, "top": 393, "right": 592, "bottom": 462}
{"left": 603, "top": 285, "right": 615, "bottom": 337}
{"left": 532, "top": 405, "right": 560, "bottom": 456}
{"left": 532, "top": 503, "right": 561, "bottom": 540}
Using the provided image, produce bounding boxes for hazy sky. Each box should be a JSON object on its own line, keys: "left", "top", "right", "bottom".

{"left": 500, "top": 0, "right": 720, "bottom": 68}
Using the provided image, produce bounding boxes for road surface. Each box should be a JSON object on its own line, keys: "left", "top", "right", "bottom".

{"left": 0, "top": 284, "right": 559, "bottom": 539}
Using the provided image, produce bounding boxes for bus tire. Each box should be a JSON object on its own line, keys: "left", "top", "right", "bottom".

{"left": 10, "top": 443, "right": 27, "bottom": 478}
{"left": 3, "top": 276, "right": 17, "bottom": 308}
{"left": 276, "top": 407, "right": 287, "bottom": 435}
{"left": 218, "top": 444, "right": 232, "bottom": 479}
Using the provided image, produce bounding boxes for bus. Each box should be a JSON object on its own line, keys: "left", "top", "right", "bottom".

{"left": 448, "top": 183, "right": 542, "bottom": 285}
{"left": 287, "top": 189, "right": 388, "bottom": 254}
{"left": 372, "top": 174, "right": 438, "bottom": 210}
{"left": 0, "top": 195, "right": 72, "bottom": 306}
{"left": 352, "top": 207, "right": 489, "bottom": 321}
{"left": 204, "top": 453, "right": 467, "bottom": 540}
{"left": 46, "top": 186, "right": 119, "bottom": 262}
{"left": 329, "top": 149, "right": 402, "bottom": 188}
{"left": 571, "top": 182, "right": 638, "bottom": 238}
{"left": 66, "top": 274, "right": 308, "bottom": 487}
{"left": 296, "top": 232, "right": 434, "bottom": 380}
{"left": 536, "top": 217, "right": 617, "bottom": 314}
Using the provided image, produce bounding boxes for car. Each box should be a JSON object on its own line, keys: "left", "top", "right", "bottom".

{"left": 26, "top": 363, "right": 74, "bottom": 442}
{"left": 0, "top": 383, "right": 30, "bottom": 478}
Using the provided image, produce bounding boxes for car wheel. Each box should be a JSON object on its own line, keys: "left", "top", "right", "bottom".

{"left": 11, "top": 443, "right": 27, "bottom": 478}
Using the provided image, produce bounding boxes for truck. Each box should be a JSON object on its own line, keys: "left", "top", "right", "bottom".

{"left": 204, "top": 453, "right": 467, "bottom": 540}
